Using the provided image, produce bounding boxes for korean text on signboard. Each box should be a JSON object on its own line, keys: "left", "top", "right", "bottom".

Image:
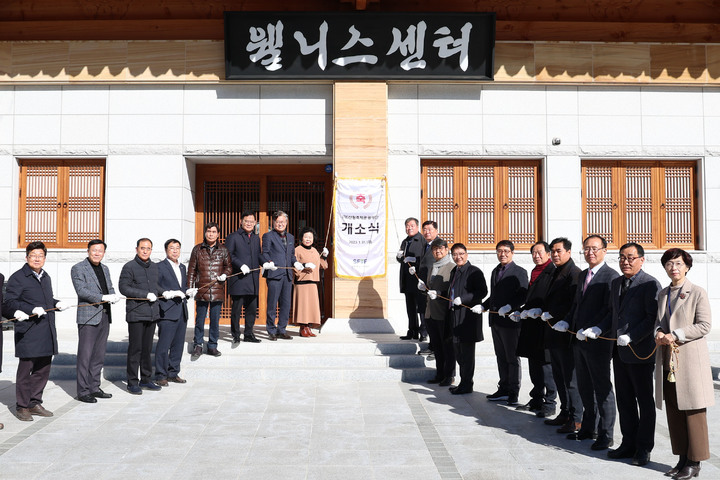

{"left": 225, "top": 12, "right": 495, "bottom": 80}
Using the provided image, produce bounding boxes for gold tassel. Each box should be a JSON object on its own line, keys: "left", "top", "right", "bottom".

{"left": 667, "top": 370, "right": 676, "bottom": 383}
{"left": 667, "top": 342, "right": 679, "bottom": 383}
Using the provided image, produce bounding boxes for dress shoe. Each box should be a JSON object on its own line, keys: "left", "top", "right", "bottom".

{"left": 419, "top": 335, "right": 427, "bottom": 342}
{"left": 515, "top": 400, "right": 542, "bottom": 412}
{"left": 268, "top": 333, "right": 277, "bottom": 341}
{"left": 665, "top": 456, "right": 687, "bottom": 477}
{"left": 29, "top": 404, "right": 53, "bottom": 417}
{"left": 277, "top": 333, "right": 293, "bottom": 340}
{"left": 244, "top": 335, "right": 261, "bottom": 343}
{"left": 399, "top": 331, "right": 418, "bottom": 340}
{"left": 191, "top": 345, "right": 203, "bottom": 358}
{"left": 506, "top": 393, "right": 519, "bottom": 406}
{"left": 557, "top": 421, "right": 581, "bottom": 434}
{"left": 590, "top": 436, "right": 613, "bottom": 450}
{"left": 15, "top": 408, "right": 33, "bottom": 421}
{"left": 674, "top": 461, "right": 700, "bottom": 480}
{"left": 486, "top": 390, "right": 509, "bottom": 401}
{"left": 232, "top": 336, "right": 241, "bottom": 344}
{"left": 451, "top": 386, "right": 472, "bottom": 395}
{"left": 78, "top": 394, "right": 97, "bottom": 403}
{"left": 168, "top": 376, "right": 187, "bottom": 384}
{"left": 536, "top": 406, "right": 556, "bottom": 418}
{"left": 92, "top": 388, "right": 112, "bottom": 399}
{"left": 155, "top": 379, "right": 169, "bottom": 387}
{"left": 418, "top": 347, "right": 432, "bottom": 355}
{"left": 544, "top": 413, "right": 570, "bottom": 426}
{"left": 438, "top": 377, "right": 455, "bottom": 387}
{"left": 207, "top": 348, "right": 222, "bottom": 356}
{"left": 567, "top": 430, "right": 597, "bottom": 441}
{"left": 139, "top": 381, "right": 161, "bottom": 391}
{"left": 306, "top": 328, "right": 317, "bottom": 337}
{"left": 427, "top": 377, "right": 443, "bottom": 384}
{"left": 631, "top": 449, "right": 651, "bottom": 466}
{"left": 127, "top": 384, "right": 142, "bottom": 395}
{"left": 607, "top": 444, "right": 635, "bottom": 459}
{"left": 300, "top": 326, "right": 311, "bottom": 337}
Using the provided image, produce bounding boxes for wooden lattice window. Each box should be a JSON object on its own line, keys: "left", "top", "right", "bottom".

{"left": 19, "top": 159, "right": 105, "bottom": 248}
{"left": 422, "top": 160, "right": 542, "bottom": 249}
{"left": 582, "top": 161, "right": 697, "bottom": 250}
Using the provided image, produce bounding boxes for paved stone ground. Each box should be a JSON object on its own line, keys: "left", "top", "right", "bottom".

{"left": 0, "top": 324, "right": 718, "bottom": 479}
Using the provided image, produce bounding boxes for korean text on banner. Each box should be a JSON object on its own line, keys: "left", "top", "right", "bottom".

{"left": 335, "top": 178, "right": 387, "bottom": 279}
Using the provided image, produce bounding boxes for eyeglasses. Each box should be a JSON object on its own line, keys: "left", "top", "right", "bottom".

{"left": 496, "top": 249, "right": 512, "bottom": 255}
{"left": 664, "top": 261, "right": 686, "bottom": 270}
{"left": 618, "top": 255, "right": 641, "bottom": 264}
{"left": 27, "top": 255, "right": 45, "bottom": 260}
{"left": 583, "top": 246, "right": 605, "bottom": 253}
{"left": 451, "top": 252, "right": 467, "bottom": 258}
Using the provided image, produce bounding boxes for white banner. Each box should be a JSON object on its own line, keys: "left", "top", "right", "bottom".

{"left": 334, "top": 178, "right": 387, "bottom": 279}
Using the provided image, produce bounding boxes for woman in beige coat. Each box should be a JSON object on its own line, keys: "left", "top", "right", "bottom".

{"left": 655, "top": 248, "right": 714, "bottom": 480}
{"left": 292, "top": 227, "right": 328, "bottom": 337}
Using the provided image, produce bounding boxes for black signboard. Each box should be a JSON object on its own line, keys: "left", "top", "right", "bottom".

{"left": 225, "top": 12, "right": 495, "bottom": 80}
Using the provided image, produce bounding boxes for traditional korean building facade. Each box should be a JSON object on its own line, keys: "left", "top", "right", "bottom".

{"left": 1, "top": 1, "right": 720, "bottom": 332}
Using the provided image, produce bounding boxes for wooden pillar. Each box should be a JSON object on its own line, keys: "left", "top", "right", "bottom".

{"left": 332, "top": 82, "right": 388, "bottom": 318}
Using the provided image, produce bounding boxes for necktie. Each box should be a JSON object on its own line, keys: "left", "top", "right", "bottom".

{"left": 620, "top": 277, "right": 631, "bottom": 303}
{"left": 582, "top": 269, "right": 594, "bottom": 294}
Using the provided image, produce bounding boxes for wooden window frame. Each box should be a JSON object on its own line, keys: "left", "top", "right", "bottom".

{"left": 18, "top": 159, "right": 106, "bottom": 249}
{"left": 421, "top": 159, "right": 543, "bottom": 250}
{"left": 581, "top": 160, "right": 698, "bottom": 250}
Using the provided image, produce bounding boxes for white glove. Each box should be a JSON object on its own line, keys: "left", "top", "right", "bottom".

{"left": 112, "top": 294, "right": 124, "bottom": 304}
{"left": 404, "top": 256, "right": 416, "bottom": 264}
{"left": 428, "top": 290, "right": 438, "bottom": 300}
{"left": 268, "top": 262, "right": 278, "bottom": 271}
{"left": 417, "top": 280, "right": 427, "bottom": 291}
{"left": 520, "top": 310, "right": 530, "bottom": 319}
{"left": 471, "top": 305, "right": 485, "bottom": 314}
{"left": 293, "top": 261, "right": 304, "bottom": 271}
{"left": 541, "top": 312, "right": 553, "bottom": 321}
{"left": 509, "top": 311, "right": 522, "bottom": 323}
{"left": 32, "top": 307, "right": 46, "bottom": 317}
{"left": 552, "top": 320, "right": 569, "bottom": 332}
{"left": 102, "top": 294, "right": 115, "bottom": 303}
{"left": 217, "top": 274, "right": 227, "bottom": 282}
{"left": 185, "top": 288, "right": 198, "bottom": 298}
{"left": 617, "top": 334, "right": 631, "bottom": 347}
{"left": 305, "top": 263, "right": 316, "bottom": 270}
{"left": 498, "top": 304, "right": 512, "bottom": 317}
{"left": 162, "top": 291, "right": 174, "bottom": 300}
{"left": 584, "top": 327, "right": 601, "bottom": 340}
{"left": 240, "top": 264, "right": 250, "bottom": 275}
{"left": 576, "top": 329, "right": 587, "bottom": 341}
{"left": 56, "top": 301, "right": 70, "bottom": 311}
{"left": 408, "top": 266, "right": 416, "bottom": 275}
{"left": 453, "top": 297, "right": 462, "bottom": 306}
{"left": 396, "top": 250, "right": 404, "bottom": 259}
{"left": 147, "top": 293, "right": 157, "bottom": 302}
{"left": 322, "top": 247, "right": 329, "bottom": 257}
{"left": 528, "top": 308, "right": 543, "bottom": 319}
{"left": 14, "top": 310, "right": 30, "bottom": 321}
{"left": 172, "top": 290, "right": 185, "bottom": 299}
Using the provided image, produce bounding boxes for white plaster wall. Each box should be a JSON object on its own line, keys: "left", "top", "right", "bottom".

{"left": 386, "top": 83, "right": 718, "bottom": 333}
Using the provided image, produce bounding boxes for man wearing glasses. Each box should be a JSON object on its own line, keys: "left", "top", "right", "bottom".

{"left": 554, "top": 235, "right": 619, "bottom": 451}
{"left": 606, "top": 242, "right": 661, "bottom": 466}
{"left": 3, "top": 242, "right": 69, "bottom": 420}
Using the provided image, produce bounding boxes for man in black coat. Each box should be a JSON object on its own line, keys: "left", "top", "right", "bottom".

{"left": 606, "top": 242, "right": 661, "bottom": 466}
{"left": 557, "top": 234, "right": 619, "bottom": 451}
{"left": 515, "top": 241, "right": 557, "bottom": 417}
{"left": 155, "top": 238, "right": 189, "bottom": 386}
{"left": 396, "top": 217, "right": 426, "bottom": 340}
{"left": 261, "top": 211, "right": 303, "bottom": 340}
{"left": 119, "top": 238, "right": 163, "bottom": 395}
{"left": 410, "top": 220, "right": 438, "bottom": 347}
{"left": 225, "top": 211, "right": 262, "bottom": 343}
{"left": 481, "top": 240, "right": 528, "bottom": 405}
{"left": 542, "top": 237, "right": 583, "bottom": 434}
{"left": 2, "top": 241, "right": 69, "bottom": 421}
{"left": 447, "top": 243, "right": 487, "bottom": 394}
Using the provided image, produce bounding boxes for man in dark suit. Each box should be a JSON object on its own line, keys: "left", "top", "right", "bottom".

{"left": 516, "top": 241, "right": 557, "bottom": 417}
{"left": 481, "top": 240, "right": 528, "bottom": 405}
{"left": 261, "top": 210, "right": 303, "bottom": 340}
{"left": 71, "top": 239, "right": 122, "bottom": 403}
{"left": 606, "top": 242, "right": 660, "bottom": 466}
{"left": 557, "top": 234, "right": 619, "bottom": 451}
{"left": 155, "top": 239, "right": 189, "bottom": 386}
{"left": 543, "top": 237, "right": 583, "bottom": 434}
{"left": 225, "top": 211, "right": 262, "bottom": 343}
{"left": 397, "top": 217, "right": 426, "bottom": 340}
{"left": 410, "top": 220, "right": 438, "bottom": 349}
{"left": 2, "top": 241, "right": 69, "bottom": 420}
{"left": 447, "top": 243, "right": 487, "bottom": 394}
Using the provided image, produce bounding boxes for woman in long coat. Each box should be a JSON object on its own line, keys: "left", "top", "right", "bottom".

{"left": 292, "top": 227, "right": 328, "bottom": 337}
{"left": 654, "top": 248, "right": 714, "bottom": 480}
